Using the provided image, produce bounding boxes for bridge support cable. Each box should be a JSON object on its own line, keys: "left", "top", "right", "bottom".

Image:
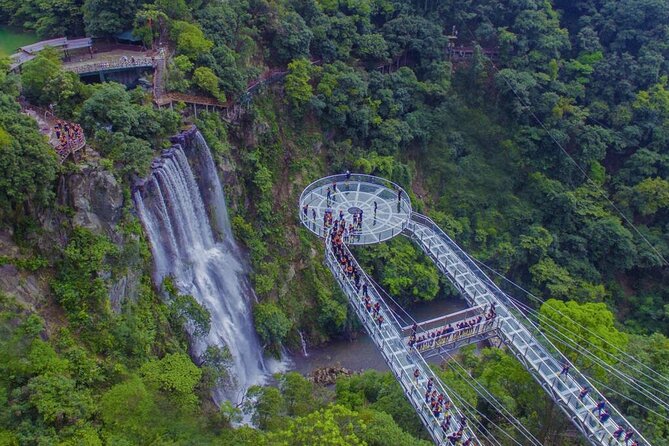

{"left": 438, "top": 350, "right": 546, "bottom": 446}
{"left": 470, "top": 258, "right": 669, "bottom": 394}
{"left": 323, "top": 232, "right": 481, "bottom": 445}
{"left": 499, "top": 295, "right": 669, "bottom": 416}
{"left": 366, "top": 264, "right": 548, "bottom": 446}
{"left": 404, "top": 212, "right": 651, "bottom": 446}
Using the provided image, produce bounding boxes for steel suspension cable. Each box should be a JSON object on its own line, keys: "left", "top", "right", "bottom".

{"left": 582, "top": 373, "right": 669, "bottom": 423}
{"left": 500, "top": 290, "right": 669, "bottom": 405}
{"left": 438, "top": 373, "right": 525, "bottom": 446}
{"left": 364, "top": 271, "right": 550, "bottom": 445}
{"left": 361, "top": 263, "right": 541, "bottom": 444}
{"left": 501, "top": 293, "right": 669, "bottom": 412}
{"left": 439, "top": 350, "right": 545, "bottom": 446}
{"left": 471, "top": 256, "right": 669, "bottom": 390}
{"left": 496, "top": 288, "right": 669, "bottom": 409}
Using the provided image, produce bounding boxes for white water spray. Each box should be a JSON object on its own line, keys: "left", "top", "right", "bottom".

{"left": 134, "top": 131, "right": 267, "bottom": 403}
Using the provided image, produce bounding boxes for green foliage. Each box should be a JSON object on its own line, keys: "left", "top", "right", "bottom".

{"left": 133, "top": 7, "right": 168, "bottom": 47}
{"left": 94, "top": 130, "right": 154, "bottom": 177}
{"left": 267, "top": 404, "right": 366, "bottom": 445}
{"left": 78, "top": 82, "right": 177, "bottom": 177}
{"left": 355, "top": 238, "right": 439, "bottom": 304}
{"left": 170, "top": 293, "right": 211, "bottom": 338}
{"left": 335, "top": 370, "right": 425, "bottom": 439}
{"left": 540, "top": 299, "right": 628, "bottom": 381}
{"left": 140, "top": 353, "right": 202, "bottom": 410}
{"left": 0, "top": 255, "right": 48, "bottom": 271}
{"left": 83, "top": 0, "right": 140, "bottom": 36}
{"left": 285, "top": 58, "right": 315, "bottom": 111}
{"left": 253, "top": 302, "right": 291, "bottom": 357}
{"left": 631, "top": 177, "right": 669, "bottom": 216}
{"left": 0, "top": 57, "right": 58, "bottom": 220}
{"left": 355, "top": 34, "right": 389, "bottom": 62}
{"left": 271, "top": 11, "right": 312, "bottom": 64}
{"left": 193, "top": 66, "right": 225, "bottom": 102}
{"left": 245, "top": 385, "right": 285, "bottom": 431}
{"left": 52, "top": 227, "right": 117, "bottom": 326}
{"left": 200, "top": 345, "right": 233, "bottom": 390}
{"left": 195, "top": 111, "right": 229, "bottom": 155}
{"left": 21, "top": 49, "right": 65, "bottom": 107}
{"left": 27, "top": 372, "right": 95, "bottom": 425}
{"left": 277, "top": 372, "right": 319, "bottom": 417}
{"left": 79, "top": 83, "right": 139, "bottom": 134}
{"left": 171, "top": 20, "right": 214, "bottom": 60}
{"left": 4, "top": 1, "right": 669, "bottom": 444}
{"left": 99, "top": 376, "right": 156, "bottom": 442}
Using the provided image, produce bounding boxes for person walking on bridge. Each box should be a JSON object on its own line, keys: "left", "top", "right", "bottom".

{"left": 578, "top": 386, "right": 589, "bottom": 401}
{"left": 599, "top": 409, "right": 610, "bottom": 422}
{"left": 624, "top": 429, "right": 635, "bottom": 444}
{"left": 613, "top": 425, "right": 625, "bottom": 440}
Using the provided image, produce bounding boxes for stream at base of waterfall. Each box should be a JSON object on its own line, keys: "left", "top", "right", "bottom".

{"left": 292, "top": 296, "right": 468, "bottom": 374}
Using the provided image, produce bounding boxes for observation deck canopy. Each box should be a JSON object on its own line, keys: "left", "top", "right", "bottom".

{"left": 299, "top": 174, "right": 411, "bottom": 245}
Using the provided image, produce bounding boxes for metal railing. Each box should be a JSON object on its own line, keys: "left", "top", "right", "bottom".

{"left": 323, "top": 231, "right": 479, "bottom": 445}
{"left": 409, "top": 317, "right": 501, "bottom": 353}
{"left": 65, "top": 57, "right": 155, "bottom": 74}
{"left": 406, "top": 212, "right": 649, "bottom": 446}
{"left": 299, "top": 174, "right": 412, "bottom": 245}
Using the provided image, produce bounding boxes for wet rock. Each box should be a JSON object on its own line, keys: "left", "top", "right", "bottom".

{"left": 308, "top": 366, "right": 355, "bottom": 385}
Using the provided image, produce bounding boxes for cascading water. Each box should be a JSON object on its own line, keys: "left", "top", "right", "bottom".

{"left": 134, "top": 129, "right": 267, "bottom": 403}
{"left": 298, "top": 330, "right": 309, "bottom": 357}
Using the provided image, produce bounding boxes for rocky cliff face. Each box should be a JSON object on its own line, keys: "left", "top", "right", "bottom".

{"left": 66, "top": 167, "right": 124, "bottom": 236}
{"left": 0, "top": 162, "right": 142, "bottom": 315}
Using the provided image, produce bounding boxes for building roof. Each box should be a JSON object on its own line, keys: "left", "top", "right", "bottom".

{"left": 20, "top": 37, "right": 68, "bottom": 54}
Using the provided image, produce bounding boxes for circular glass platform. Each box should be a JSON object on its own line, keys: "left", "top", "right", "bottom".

{"left": 299, "top": 174, "right": 412, "bottom": 245}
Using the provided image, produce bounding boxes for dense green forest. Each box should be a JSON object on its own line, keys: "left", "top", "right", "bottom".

{"left": 1, "top": 0, "right": 669, "bottom": 444}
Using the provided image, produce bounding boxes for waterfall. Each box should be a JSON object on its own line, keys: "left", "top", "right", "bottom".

{"left": 299, "top": 330, "right": 309, "bottom": 357}
{"left": 134, "top": 130, "right": 267, "bottom": 403}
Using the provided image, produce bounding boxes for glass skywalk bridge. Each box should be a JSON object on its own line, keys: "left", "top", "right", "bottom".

{"left": 299, "top": 174, "right": 650, "bottom": 446}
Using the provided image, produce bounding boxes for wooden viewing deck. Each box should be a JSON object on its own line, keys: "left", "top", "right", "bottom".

{"left": 21, "top": 104, "right": 86, "bottom": 163}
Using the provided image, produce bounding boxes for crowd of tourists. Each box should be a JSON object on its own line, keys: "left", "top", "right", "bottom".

{"left": 411, "top": 368, "right": 472, "bottom": 445}
{"left": 318, "top": 173, "right": 636, "bottom": 446}
{"left": 302, "top": 171, "right": 407, "bottom": 242}
{"left": 328, "top": 223, "right": 479, "bottom": 444}
{"left": 407, "top": 305, "right": 498, "bottom": 352}
{"left": 589, "top": 396, "right": 638, "bottom": 445}
{"left": 53, "top": 120, "right": 84, "bottom": 158}
{"left": 329, "top": 223, "right": 384, "bottom": 328}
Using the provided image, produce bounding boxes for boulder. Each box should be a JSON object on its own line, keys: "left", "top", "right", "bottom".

{"left": 67, "top": 168, "right": 123, "bottom": 234}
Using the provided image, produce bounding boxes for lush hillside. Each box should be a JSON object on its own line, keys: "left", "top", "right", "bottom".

{"left": 1, "top": 0, "right": 669, "bottom": 444}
